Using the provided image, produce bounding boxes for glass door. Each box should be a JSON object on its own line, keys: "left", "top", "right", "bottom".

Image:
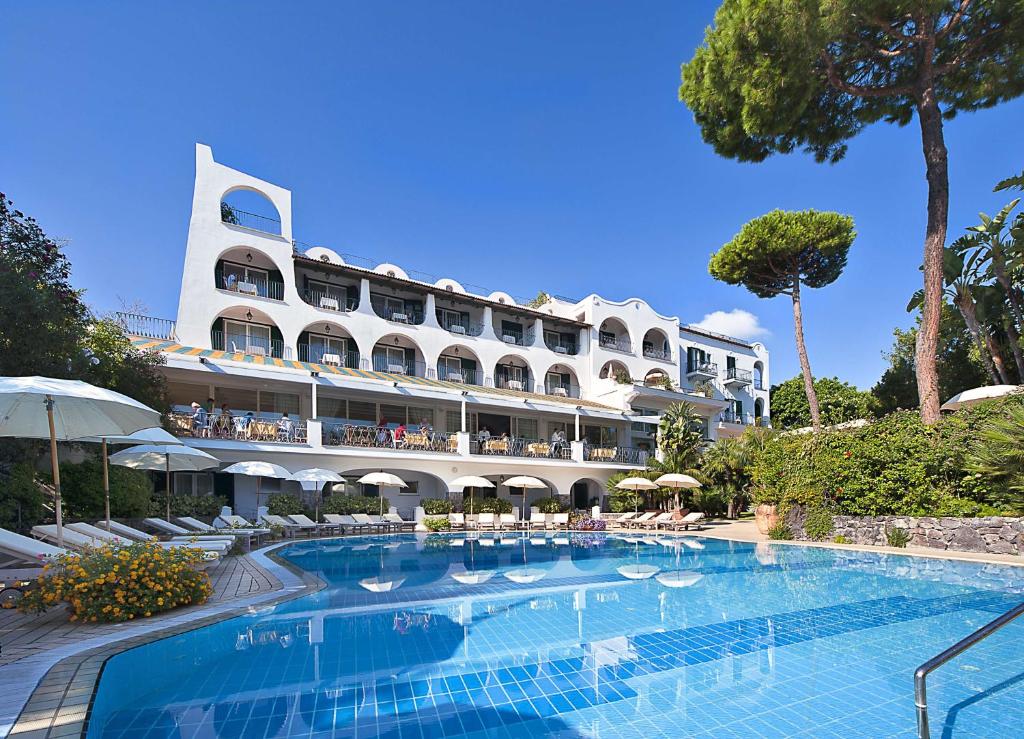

{"left": 224, "top": 320, "right": 271, "bottom": 354}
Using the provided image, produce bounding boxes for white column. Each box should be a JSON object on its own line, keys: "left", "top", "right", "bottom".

{"left": 424, "top": 293, "right": 441, "bottom": 328}
{"left": 532, "top": 317, "right": 544, "bottom": 348}
{"left": 357, "top": 278, "right": 374, "bottom": 316}
{"left": 574, "top": 412, "right": 581, "bottom": 440}
{"left": 461, "top": 397, "right": 467, "bottom": 432}
{"left": 481, "top": 306, "right": 498, "bottom": 340}
{"left": 310, "top": 379, "right": 318, "bottom": 418}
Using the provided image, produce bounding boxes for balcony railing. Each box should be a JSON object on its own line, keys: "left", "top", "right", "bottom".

{"left": 298, "top": 345, "right": 361, "bottom": 368}
{"left": 686, "top": 361, "right": 718, "bottom": 377}
{"left": 599, "top": 336, "right": 633, "bottom": 354}
{"left": 725, "top": 367, "right": 753, "bottom": 385}
{"left": 498, "top": 327, "right": 534, "bottom": 347}
{"left": 375, "top": 306, "right": 425, "bottom": 325}
{"left": 719, "top": 410, "right": 755, "bottom": 426}
{"left": 471, "top": 436, "right": 571, "bottom": 459}
{"left": 438, "top": 316, "right": 484, "bottom": 337}
{"left": 302, "top": 288, "right": 357, "bottom": 312}
{"left": 169, "top": 410, "right": 306, "bottom": 443}
{"left": 544, "top": 338, "right": 578, "bottom": 355}
{"left": 371, "top": 354, "right": 426, "bottom": 377}
{"left": 584, "top": 445, "right": 650, "bottom": 465}
{"left": 221, "top": 275, "right": 285, "bottom": 301}
{"left": 494, "top": 376, "right": 531, "bottom": 392}
{"left": 115, "top": 313, "right": 176, "bottom": 340}
{"left": 437, "top": 366, "right": 484, "bottom": 386}
{"left": 323, "top": 424, "right": 458, "bottom": 454}
{"left": 544, "top": 382, "right": 580, "bottom": 399}
{"left": 643, "top": 347, "right": 672, "bottom": 361}
{"left": 212, "top": 331, "right": 290, "bottom": 359}
{"left": 221, "top": 204, "right": 281, "bottom": 236}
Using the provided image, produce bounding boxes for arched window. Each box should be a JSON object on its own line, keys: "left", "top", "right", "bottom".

{"left": 221, "top": 189, "right": 282, "bottom": 235}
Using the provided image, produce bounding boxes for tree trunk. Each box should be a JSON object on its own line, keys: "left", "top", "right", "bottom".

{"left": 992, "top": 262, "right": 1024, "bottom": 379}
{"left": 987, "top": 334, "right": 1012, "bottom": 385}
{"left": 1002, "top": 313, "right": 1024, "bottom": 383}
{"left": 790, "top": 280, "right": 821, "bottom": 432}
{"left": 955, "top": 293, "right": 1002, "bottom": 384}
{"left": 914, "top": 86, "right": 949, "bottom": 424}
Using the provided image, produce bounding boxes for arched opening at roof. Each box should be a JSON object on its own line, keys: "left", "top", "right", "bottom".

{"left": 215, "top": 246, "right": 285, "bottom": 300}
{"left": 599, "top": 359, "right": 630, "bottom": 382}
{"left": 371, "top": 334, "right": 425, "bottom": 377}
{"left": 643, "top": 368, "right": 672, "bottom": 389}
{"left": 211, "top": 306, "right": 287, "bottom": 358}
{"left": 220, "top": 187, "right": 282, "bottom": 236}
{"left": 598, "top": 318, "right": 633, "bottom": 353}
{"left": 493, "top": 353, "right": 533, "bottom": 392}
{"left": 543, "top": 362, "right": 580, "bottom": 399}
{"left": 642, "top": 328, "right": 671, "bottom": 361}
{"left": 436, "top": 344, "right": 483, "bottom": 386}
{"left": 298, "top": 320, "right": 360, "bottom": 368}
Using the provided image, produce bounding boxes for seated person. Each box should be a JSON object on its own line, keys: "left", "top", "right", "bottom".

{"left": 394, "top": 422, "right": 406, "bottom": 443}
{"left": 419, "top": 418, "right": 434, "bottom": 440}
{"left": 190, "top": 401, "right": 208, "bottom": 435}
{"left": 277, "top": 413, "right": 295, "bottom": 440}
{"left": 217, "top": 404, "right": 233, "bottom": 436}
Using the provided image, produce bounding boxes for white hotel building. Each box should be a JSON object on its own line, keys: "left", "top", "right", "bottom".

{"left": 119, "top": 145, "right": 770, "bottom": 518}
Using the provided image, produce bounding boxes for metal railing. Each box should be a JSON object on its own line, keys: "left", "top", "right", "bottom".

{"left": 211, "top": 331, "right": 291, "bottom": 359}
{"left": 497, "top": 327, "right": 534, "bottom": 347}
{"left": 544, "top": 338, "right": 578, "bottom": 355}
{"left": 220, "top": 274, "right": 285, "bottom": 301}
{"left": 374, "top": 306, "right": 425, "bottom": 325}
{"left": 438, "top": 315, "right": 484, "bottom": 337}
{"left": 371, "top": 354, "right": 426, "bottom": 377}
{"left": 687, "top": 360, "right": 718, "bottom": 376}
{"left": 471, "top": 436, "right": 571, "bottom": 459}
{"left": 544, "top": 382, "right": 580, "bottom": 399}
{"left": 437, "top": 366, "right": 484, "bottom": 386}
{"left": 221, "top": 205, "right": 281, "bottom": 235}
{"left": 720, "top": 410, "right": 755, "bottom": 425}
{"left": 115, "top": 313, "right": 176, "bottom": 340}
{"left": 302, "top": 288, "right": 358, "bottom": 312}
{"left": 298, "top": 345, "right": 361, "bottom": 368}
{"left": 169, "top": 410, "right": 307, "bottom": 443}
{"left": 584, "top": 446, "right": 649, "bottom": 465}
{"left": 914, "top": 601, "right": 1024, "bottom": 738}
{"left": 725, "top": 367, "right": 753, "bottom": 384}
{"left": 495, "top": 375, "right": 531, "bottom": 392}
{"left": 324, "top": 423, "right": 458, "bottom": 454}
{"left": 642, "top": 347, "right": 672, "bottom": 361}
{"left": 600, "top": 336, "right": 633, "bottom": 353}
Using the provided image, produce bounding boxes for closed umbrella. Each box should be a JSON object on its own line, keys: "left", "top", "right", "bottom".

{"left": 0, "top": 376, "right": 160, "bottom": 546}
{"left": 940, "top": 385, "right": 1021, "bottom": 411}
{"left": 287, "top": 468, "right": 344, "bottom": 522}
{"left": 615, "top": 476, "right": 658, "bottom": 514}
{"left": 110, "top": 445, "right": 219, "bottom": 521}
{"left": 356, "top": 471, "right": 407, "bottom": 515}
{"left": 78, "top": 427, "right": 181, "bottom": 530}
{"left": 449, "top": 475, "right": 495, "bottom": 515}
{"left": 223, "top": 461, "right": 292, "bottom": 518}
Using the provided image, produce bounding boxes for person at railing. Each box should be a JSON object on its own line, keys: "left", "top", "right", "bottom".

{"left": 224, "top": 272, "right": 238, "bottom": 291}
{"left": 277, "top": 413, "right": 295, "bottom": 442}
{"left": 418, "top": 418, "right": 433, "bottom": 442}
{"left": 190, "top": 402, "right": 208, "bottom": 437}
{"left": 375, "top": 417, "right": 391, "bottom": 447}
{"left": 477, "top": 426, "right": 491, "bottom": 444}
{"left": 216, "top": 403, "right": 234, "bottom": 437}
{"left": 394, "top": 422, "right": 406, "bottom": 444}
{"left": 234, "top": 411, "right": 255, "bottom": 439}
{"left": 549, "top": 429, "right": 567, "bottom": 458}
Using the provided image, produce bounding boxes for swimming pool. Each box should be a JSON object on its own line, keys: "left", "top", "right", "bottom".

{"left": 86, "top": 533, "right": 1024, "bottom": 738}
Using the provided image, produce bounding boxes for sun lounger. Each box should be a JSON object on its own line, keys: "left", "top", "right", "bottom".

{"left": 216, "top": 514, "right": 271, "bottom": 532}
{"left": 639, "top": 512, "right": 674, "bottom": 530}
{"left": 661, "top": 512, "right": 706, "bottom": 531}
{"left": 368, "top": 514, "right": 399, "bottom": 532}
{"left": 552, "top": 512, "right": 570, "bottom": 529}
{"left": 155, "top": 517, "right": 262, "bottom": 547}
{"left": 102, "top": 520, "right": 231, "bottom": 548}
{"left": 610, "top": 512, "right": 640, "bottom": 529}
{"left": 142, "top": 517, "right": 239, "bottom": 541}
{"left": 498, "top": 513, "right": 517, "bottom": 530}
{"left": 319, "top": 514, "right": 364, "bottom": 534}
{"left": 477, "top": 512, "right": 496, "bottom": 531}
{"left": 33, "top": 525, "right": 219, "bottom": 562}
{"left": 383, "top": 513, "right": 416, "bottom": 531}
{"left": 68, "top": 522, "right": 230, "bottom": 554}
{"left": 350, "top": 513, "right": 390, "bottom": 532}
{"left": 529, "top": 513, "right": 548, "bottom": 530}
{"left": 259, "top": 513, "right": 313, "bottom": 537}
{"left": 626, "top": 512, "right": 656, "bottom": 529}
{"left": 448, "top": 512, "right": 466, "bottom": 530}
{"left": 0, "top": 526, "right": 66, "bottom": 565}
{"left": 289, "top": 513, "right": 342, "bottom": 535}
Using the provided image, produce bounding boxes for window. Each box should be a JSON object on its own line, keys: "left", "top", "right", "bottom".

{"left": 348, "top": 400, "right": 377, "bottom": 422}
{"left": 224, "top": 320, "right": 271, "bottom": 354}
{"left": 318, "top": 395, "right": 346, "bottom": 421}
{"left": 261, "top": 392, "right": 300, "bottom": 416}
{"left": 379, "top": 346, "right": 407, "bottom": 369}
{"left": 307, "top": 278, "right": 348, "bottom": 305}
{"left": 438, "top": 355, "right": 463, "bottom": 379}
{"left": 216, "top": 387, "right": 258, "bottom": 414}
{"left": 599, "top": 330, "right": 616, "bottom": 346}
{"left": 583, "top": 425, "right": 618, "bottom": 447}
{"left": 727, "top": 355, "right": 736, "bottom": 371}
{"left": 445, "top": 409, "right": 477, "bottom": 433}
{"left": 173, "top": 472, "right": 213, "bottom": 496}
{"left": 307, "top": 334, "right": 347, "bottom": 363}
{"left": 221, "top": 262, "right": 268, "bottom": 293}
{"left": 379, "top": 404, "right": 408, "bottom": 424}
{"left": 515, "top": 417, "right": 538, "bottom": 440}
{"left": 438, "top": 309, "right": 467, "bottom": 332}
{"left": 409, "top": 407, "right": 434, "bottom": 427}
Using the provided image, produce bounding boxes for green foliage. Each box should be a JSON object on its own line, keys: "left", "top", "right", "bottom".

{"left": 886, "top": 527, "right": 910, "bottom": 548}
{"left": 464, "top": 497, "right": 512, "bottom": 514}
{"left": 57, "top": 458, "right": 153, "bottom": 520}
{"left": 532, "top": 496, "right": 568, "bottom": 514}
{"left": 81, "top": 318, "right": 167, "bottom": 416}
{"left": 220, "top": 201, "right": 238, "bottom": 224}
{"left": 691, "top": 486, "right": 728, "bottom": 518}
{"left": 266, "top": 494, "right": 308, "bottom": 517}
{"left": 525, "top": 291, "right": 550, "bottom": 308}
{"left": 421, "top": 498, "right": 453, "bottom": 515}
{"left": 613, "top": 369, "right": 633, "bottom": 384}
{"left": 833, "top": 535, "right": 850, "bottom": 544}
{"left": 709, "top": 210, "right": 855, "bottom": 298}
{"left": 873, "top": 302, "right": 990, "bottom": 414}
{"left": 803, "top": 507, "right": 834, "bottom": 541}
{"left": 322, "top": 494, "right": 388, "bottom": 515}
{"left": 770, "top": 376, "right": 874, "bottom": 429}
{"left": 148, "top": 494, "right": 227, "bottom": 518}
{"left": 657, "top": 402, "right": 705, "bottom": 472}
{"left": 0, "top": 462, "right": 46, "bottom": 532}
{"left": 679, "top": 1, "right": 1024, "bottom": 165}
{"left": 966, "top": 402, "right": 1024, "bottom": 513}
{"left": 423, "top": 516, "right": 451, "bottom": 532}
{"left": 767, "top": 523, "right": 793, "bottom": 541}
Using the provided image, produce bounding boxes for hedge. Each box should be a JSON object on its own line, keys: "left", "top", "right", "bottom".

{"left": 322, "top": 494, "right": 389, "bottom": 515}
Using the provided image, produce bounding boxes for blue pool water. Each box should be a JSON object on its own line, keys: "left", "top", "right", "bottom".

{"left": 86, "top": 534, "right": 1024, "bottom": 738}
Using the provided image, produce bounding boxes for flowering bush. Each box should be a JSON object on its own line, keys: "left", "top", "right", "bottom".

{"left": 19, "top": 542, "right": 212, "bottom": 623}
{"left": 569, "top": 513, "right": 606, "bottom": 531}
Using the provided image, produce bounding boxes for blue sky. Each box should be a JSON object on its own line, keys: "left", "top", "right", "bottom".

{"left": 3, "top": 2, "right": 1022, "bottom": 389}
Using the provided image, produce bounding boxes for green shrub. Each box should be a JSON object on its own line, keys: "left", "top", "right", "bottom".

{"left": 59, "top": 458, "right": 153, "bottom": 519}
{"left": 886, "top": 527, "right": 910, "bottom": 548}
{"left": 803, "top": 508, "right": 834, "bottom": 541}
{"left": 532, "top": 496, "right": 567, "bottom": 514}
{"left": 148, "top": 494, "right": 227, "bottom": 518}
{"left": 691, "top": 487, "right": 728, "bottom": 518}
{"left": 423, "top": 515, "right": 451, "bottom": 532}
{"left": 267, "top": 494, "right": 307, "bottom": 516}
{"left": 0, "top": 461, "right": 45, "bottom": 532}
{"left": 322, "top": 494, "right": 388, "bottom": 515}
{"left": 464, "top": 497, "right": 512, "bottom": 514}
{"left": 833, "top": 535, "right": 850, "bottom": 544}
{"left": 767, "top": 523, "right": 793, "bottom": 540}
{"left": 421, "top": 498, "right": 453, "bottom": 515}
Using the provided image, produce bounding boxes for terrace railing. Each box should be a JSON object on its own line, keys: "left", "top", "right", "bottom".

{"left": 376, "top": 306, "right": 426, "bottom": 325}
{"left": 599, "top": 336, "right": 633, "bottom": 354}
{"left": 687, "top": 360, "right": 718, "bottom": 376}
{"left": 169, "top": 410, "right": 306, "bottom": 443}
{"left": 302, "top": 288, "right": 358, "bottom": 312}
{"left": 544, "top": 337, "right": 578, "bottom": 355}
{"left": 471, "top": 436, "right": 571, "bottom": 460}
{"left": 221, "top": 204, "right": 281, "bottom": 236}
{"left": 642, "top": 346, "right": 672, "bottom": 361}
{"left": 439, "top": 316, "right": 485, "bottom": 337}
{"left": 221, "top": 275, "right": 285, "bottom": 301}
{"left": 298, "top": 345, "right": 361, "bottom": 368}
{"left": 212, "top": 331, "right": 291, "bottom": 359}
{"left": 498, "top": 327, "right": 534, "bottom": 347}
{"left": 544, "top": 382, "right": 580, "bottom": 399}
{"left": 584, "top": 445, "right": 649, "bottom": 465}
{"left": 371, "top": 354, "right": 427, "bottom": 377}
{"left": 115, "top": 313, "right": 176, "bottom": 341}
{"left": 725, "top": 367, "right": 753, "bottom": 385}
{"left": 437, "top": 366, "right": 484, "bottom": 386}
{"left": 323, "top": 423, "right": 458, "bottom": 454}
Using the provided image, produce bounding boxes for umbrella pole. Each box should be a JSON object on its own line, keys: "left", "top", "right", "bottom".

{"left": 45, "top": 397, "right": 63, "bottom": 548}
{"left": 165, "top": 453, "right": 171, "bottom": 521}
{"left": 102, "top": 439, "right": 110, "bottom": 531}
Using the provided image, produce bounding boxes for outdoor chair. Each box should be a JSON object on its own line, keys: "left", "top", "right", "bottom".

{"left": 68, "top": 522, "right": 231, "bottom": 554}
{"left": 289, "top": 514, "right": 341, "bottom": 535}
{"left": 448, "top": 512, "right": 466, "bottom": 530}
{"left": 323, "top": 514, "right": 372, "bottom": 534}
{"left": 383, "top": 513, "right": 416, "bottom": 531}
{"left": 261, "top": 514, "right": 314, "bottom": 538}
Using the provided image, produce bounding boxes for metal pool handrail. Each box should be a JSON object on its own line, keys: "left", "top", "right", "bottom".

{"left": 915, "top": 600, "right": 1024, "bottom": 738}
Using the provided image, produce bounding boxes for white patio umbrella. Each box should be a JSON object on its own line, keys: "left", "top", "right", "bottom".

{"left": 655, "top": 571, "right": 703, "bottom": 588}
{"left": 654, "top": 473, "right": 702, "bottom": 509}
{"left": 940, "top": 384, "right": 1021, "bottom": 411}
{"left": 78, "top": 427, "right": 181, "bottom": 530}
{"left": 287, "top": 468, "right": 344, "bottom": 522}
{"left": 0, "top": 377, "right": 161, "bottom": 546}
{"left": 222, "top": 461, "right": 292, "bottom": 517}
{"left": 503, "top": 475, "right": 547, "bottom": 512}
{"left": 356, "top": 471, "right": 407, "bottom": 515}
{"left": 615, "top": 476, "right": 659, "bottom": 514}
{"left": 110, "top": 444, "right": 219, "bottom": 521}
{"left": 449, "top": 475, "right": 495, "bottom": 514}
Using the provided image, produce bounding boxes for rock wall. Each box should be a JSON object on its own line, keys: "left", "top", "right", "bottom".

{"left": 787, "top": 509, "right": 1024, "bottom": 555}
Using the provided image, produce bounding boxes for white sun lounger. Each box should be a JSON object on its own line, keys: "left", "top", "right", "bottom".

{"left": 448, "top": 512, "right": 466, "bottom": 530}
{"left": 322, "top": 514, "right": 372, "bottom": 534}
{"left": 639, "top": 512, "right": 674, "bottom": 530}
{"left": 215, "top": 514, "right": 271, "bottom": 531}
{"left": 351, "top": 513, "right": 390, "bottom": 532}
{"left": 552, "top": 512, "right": 570, "bottom": 529}
{"left": 260, "top": 513, "right": 313, "bottom": 537}
{"left": 175, "top": 517, "right": 268, "bottom": 544}
{"left": 0, "top": 526, "right": 66, "bottom": 565}
{"left": 475, "top": 513, "right": 496, "bottom": 531}
{"left": 661, "top": 512, "right": 706, "bottom": 531}
{"left": 611, "top": 512, "right": 640, "bottom": 529}
{"left": 626, "top": 512, "right": 656, "bottom": 529}
{"left": 33, "top": 525, "right": 219, "bottom": 562}
{"left": 498, "top": 513, "right": 517, "bottom": 530}
{"left": 68, "top": 522, "right": 230, "bottom": 554}
{"left": 289, "top": 513, "right": 341, "bottom": 535}
{"left": 383, "top": 513, "right": 416, "bottom": 531}
{"left": 528, "top": 513, "right": 548, "bottom": 531}
{"left": 103, "top": 520, "right": 232, "bottom": 549}
{"left": 143, "top": 517, "right": 239, "bottom": 542}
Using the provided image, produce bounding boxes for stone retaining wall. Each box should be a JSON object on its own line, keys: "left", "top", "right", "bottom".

{"left": 786, "top": 509, "right": 1024, "bottom": 555}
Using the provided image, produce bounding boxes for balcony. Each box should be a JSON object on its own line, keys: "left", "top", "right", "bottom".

{"left": 116, "top": 313, "right": 176, "bottom": 340}
{"left": 221, "top": 204, "right": 281, "bottom": 236}
{"left": 169, "top": 410, "right": 307, "bottom": 443}
{"left": 212, "top": 331, "right": 290, "bottom": 359}
{"left": 221, "top": 275, "right": 285, "bottom": 301}
{"left": 544, "top": 381, "right": 580, "bottom": 399}
{"left": 686, "top": 361, "right": 718, "bottom": 379}
{"left": 719, "top": 410, "right": 754, "bottom": 426}
{"left": 371, "top": 354, "right": 426, "bottom": 377}
{"left": 498, "top": 327, "right": 534, "bottom": 347}
{"left": 378, "top": 306, "right": 425, "bottom": 325}
{"left": 302, "top": 288, "right": 358, "bottom": 313}
{"left": 437, "top": 365, "right": 484, "bottom": 386}
{"left": 599, "top": 336, "right": 633, "bottom": 354}
{"left": 642, "top": 347, "right": 672, "bottom": 362}
{"left": 584, "top": 445, "right": 649, "bottom": 466}
{"left": 544, "top": 337, "right": 578, "bottom": 355}
{"left": 724, "top": 367, "right": 753, "bottom": 387}
{"left": 494, "top": 376, "right": 531, "bottom": 392}
{"left": 298, "top": 345, "right": 361, "bottom": 368}
{"left": 439, "top": 317, "right": 484, "bottom": 337}
{"left": 323, "top": 424, "right": 458, "bottom": 454}
{"left": 471, "top": 436, "right": 571, "bottom": 460}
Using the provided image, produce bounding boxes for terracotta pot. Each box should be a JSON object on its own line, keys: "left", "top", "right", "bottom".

{"left": 755, "top": 504, "right": 779, "bottom": 535}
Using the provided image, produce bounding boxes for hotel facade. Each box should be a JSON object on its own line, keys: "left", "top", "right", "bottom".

{"left": 119, "top": 145, "right": 771, "bottom": 518}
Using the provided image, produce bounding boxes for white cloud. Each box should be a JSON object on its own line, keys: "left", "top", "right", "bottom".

{"left": 693, "top": 309, "right": 770, "bottom": 340}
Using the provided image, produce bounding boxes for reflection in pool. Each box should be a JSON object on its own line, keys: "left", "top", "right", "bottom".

{"left": 86, "top": 533, "right": 1024, "bottom": 738}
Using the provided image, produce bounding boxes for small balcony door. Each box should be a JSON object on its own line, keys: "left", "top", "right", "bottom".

{"left": 308, "top": 334, "right": 347, "bottom": 364}
{"left": 224, "top": 320, "right": 271, "bottom": 354}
